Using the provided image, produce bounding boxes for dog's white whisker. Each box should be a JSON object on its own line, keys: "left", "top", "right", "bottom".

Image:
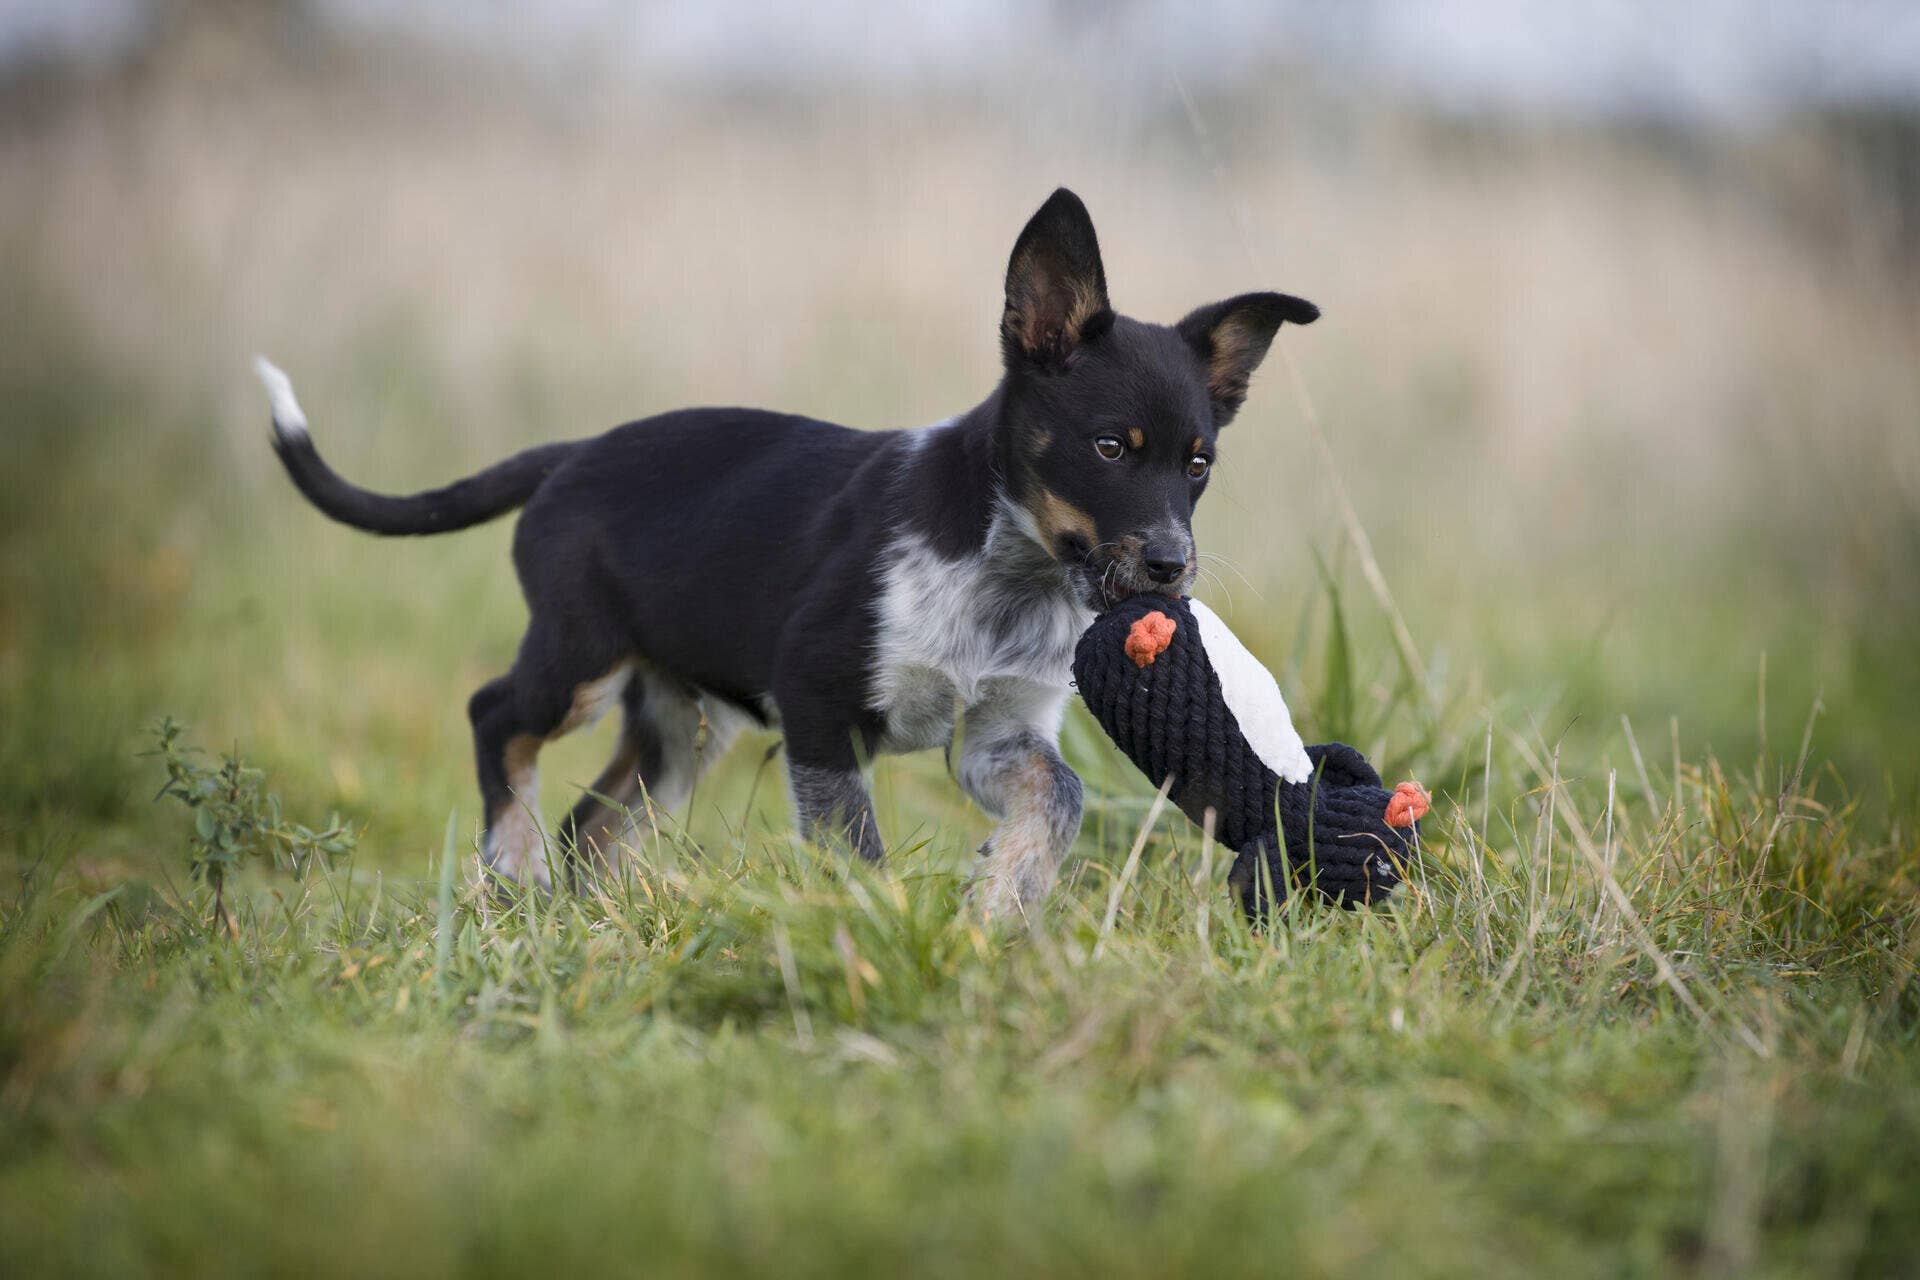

{"left": 1196, "top": 565, "right": 1235, "bottom": 613}
{"left": 1197, "top": 551, "right": 1267, "bottom": 602}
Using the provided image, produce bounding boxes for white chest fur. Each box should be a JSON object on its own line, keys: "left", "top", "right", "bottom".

{"left": 869, "top": 508, "right": 1090, "bottom": 753}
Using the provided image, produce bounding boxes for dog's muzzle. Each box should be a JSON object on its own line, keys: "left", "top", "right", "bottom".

{"left": 1077, "top": 551, "right": 1196, "bottom": 609}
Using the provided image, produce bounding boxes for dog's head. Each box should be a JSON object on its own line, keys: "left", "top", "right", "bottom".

{"left": 993, "top": 188, "right": 1317, "bottom": 610}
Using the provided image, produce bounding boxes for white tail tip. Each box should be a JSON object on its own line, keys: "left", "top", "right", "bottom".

{"left": 252, "top": 355, "right": 308, "bottom": 439}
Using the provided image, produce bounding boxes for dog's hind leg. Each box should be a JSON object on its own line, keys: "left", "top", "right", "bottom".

{"left": 558, "top": 671, "right": 744, "bottom": 882}
{"left": 469, "top": 627, "right": 634, "bottom": 893}
{"left": 470, "top": 676, "right": 551, "bottom": 891}
{"left": 555, "top": 680, "right": 647, "bottom": 882}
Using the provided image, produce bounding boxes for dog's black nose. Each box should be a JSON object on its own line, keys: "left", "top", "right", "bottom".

{"left": 1142, "top": 545, "right": 1187, "bottom": 585}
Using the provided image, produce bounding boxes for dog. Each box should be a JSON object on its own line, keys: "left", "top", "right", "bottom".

{"left": 255, "top": 188, "right": 1316, "bottom": 917}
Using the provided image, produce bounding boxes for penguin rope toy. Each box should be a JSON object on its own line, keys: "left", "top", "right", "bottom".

{"left": 1073, "top": 593, "right": 1429, "bottom": 917}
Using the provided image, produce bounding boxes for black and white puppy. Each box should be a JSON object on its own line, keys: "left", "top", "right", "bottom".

{"left": 256, "top": 188, "right": 1316, "bottom": 916}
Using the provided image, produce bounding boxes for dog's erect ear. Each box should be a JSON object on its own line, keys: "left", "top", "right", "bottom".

{"left": 1001, "top": 188, "right": 1112, "bottom": 369}
{"left": 1177, "top": 292, "right": 1319, "bottom": 421}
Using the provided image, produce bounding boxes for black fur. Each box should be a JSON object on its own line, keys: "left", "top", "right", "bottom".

{"left": 273, "top": 430, "right": 574, "bottom": 536}
{"left": 263, "top": 188, "right": 1318, "bottom": 901}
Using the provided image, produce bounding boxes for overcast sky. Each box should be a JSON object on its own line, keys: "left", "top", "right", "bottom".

{"left": 6, "top": 0, "right": 1918, "bottom": 121}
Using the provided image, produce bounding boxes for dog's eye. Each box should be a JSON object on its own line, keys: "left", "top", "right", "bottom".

{"left": 1094, "top": 436, "right": 1125, "bottom": 461}
{"left": 1187, "top": 454, "right": 1211, "bottom": 479}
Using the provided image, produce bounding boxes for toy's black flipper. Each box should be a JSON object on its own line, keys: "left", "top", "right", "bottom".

{"left": 1235, "top": 755, "right": 1414, "bottom": 916}
{"left": 1304, "top": 741, "right": 1382, "bottom": 790}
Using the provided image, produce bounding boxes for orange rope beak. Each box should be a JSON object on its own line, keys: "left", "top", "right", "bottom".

{"left": 1123, "top": 610, "right": 1177, "bottom": 667}
{"left": 1385, "top": 781, "right": 1429, "bottom": 828}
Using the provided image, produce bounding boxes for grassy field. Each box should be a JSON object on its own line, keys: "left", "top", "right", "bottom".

{"left": 4, "top": 26, "right": 1920, "bottom": 1277}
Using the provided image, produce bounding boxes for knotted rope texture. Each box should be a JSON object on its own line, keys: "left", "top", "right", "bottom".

{"left": 1073, "top": 594, "right": 1423, "bottom": 917}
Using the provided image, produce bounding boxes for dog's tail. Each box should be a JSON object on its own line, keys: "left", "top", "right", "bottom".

{"left": 253, "top": 357, "right": 575, "bottom": 536}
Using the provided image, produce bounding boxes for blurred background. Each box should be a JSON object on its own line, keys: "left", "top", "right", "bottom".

{"left": 3, "top": 0, "right": 1917, "bottom": 869}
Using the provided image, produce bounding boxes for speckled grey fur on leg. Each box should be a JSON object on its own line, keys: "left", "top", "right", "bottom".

{"left": 959, "top": 725, "right": 1084, "bottom": 918}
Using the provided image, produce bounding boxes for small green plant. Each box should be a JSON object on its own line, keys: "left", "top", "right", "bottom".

{"left": 144, "top": 717, "right": 357, "bottom": 934}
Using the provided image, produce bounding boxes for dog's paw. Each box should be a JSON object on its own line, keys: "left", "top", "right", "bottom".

{"left": 482, "top": 811, "right": 556, "bottom": 895}
{"left": 964, "top": 871, "right": 1039, "bottom": 928}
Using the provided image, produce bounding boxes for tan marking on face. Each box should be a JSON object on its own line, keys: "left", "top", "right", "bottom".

{"left": 1099, "top": 533, "right": 1146, "bottom": 589}
{"left": 1017, "top": 419, "right": 1050, "bottom": 463}
{"left": 1191, "top": 435, "right": 1205, "bottom": 457}
{"left": 1029, "top": 489, "right": 1098, "bottom": 553}
{"left": 1127, "top": 427, "right": 1146, "bottom": 450}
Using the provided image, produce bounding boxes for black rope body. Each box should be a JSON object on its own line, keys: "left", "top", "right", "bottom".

{"left": 1073, "top": 594, "right": 1416, "bottom": 917}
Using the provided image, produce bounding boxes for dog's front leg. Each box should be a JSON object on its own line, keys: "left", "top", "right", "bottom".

{"left": 788, "top": 761, "right": 885, "bottom": 862}
{"left": 958, "top": 683, "right": 1084, "bottom": 919}
{"left": 775, "top": 613, "right": 889, "bottom": 862}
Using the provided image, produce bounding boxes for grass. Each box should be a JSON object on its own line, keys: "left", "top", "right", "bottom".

{"left": 3, "top": 348, "right": 1915, "bottom": 1271}
{"left": 5, "top": 31, "right": 1920, "bottom": 1276}
{"left": 4, "top": 706, "right": 1916, "bottom": 1276}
